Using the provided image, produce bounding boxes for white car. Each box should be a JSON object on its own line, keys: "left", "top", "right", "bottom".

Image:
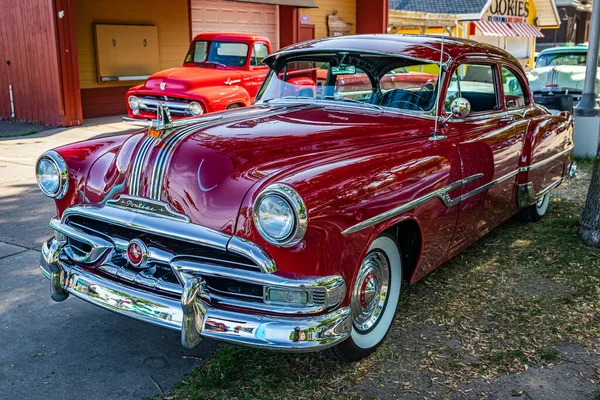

{"left": 527, "top": 45, "right": 600, "bottom": 112}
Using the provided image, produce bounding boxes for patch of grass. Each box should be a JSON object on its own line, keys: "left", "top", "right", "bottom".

{"left": 171, "top": 168, "right": 600, "bottom": 399}
{"left": 538, "top": 347, "right": 560, "bottom": 361}
{"left": 1, "top": 129, "right": 38, "bottom": 138}
{"left": 171, "top": 346, "right": 364, "bottom": 399}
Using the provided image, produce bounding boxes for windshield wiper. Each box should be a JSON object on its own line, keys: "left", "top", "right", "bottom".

{"left": 322, "top": 95, "right": 383, "bottom": 112}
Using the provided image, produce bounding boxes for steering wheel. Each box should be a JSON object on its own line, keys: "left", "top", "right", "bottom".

{"left": 379, "top": 90, "right": 425, "bottom": 111}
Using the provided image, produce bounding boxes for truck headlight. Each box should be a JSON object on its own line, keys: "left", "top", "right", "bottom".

{"left": 35, "top": 151, "right": 68, "bottom": 199}
{"left": 189, "top": 101, "right": 203, "bottom": 116}
{"left": 128, "top": 96, "right": 140, "bottom": 110}
{"left": 253, "top": 184, "right": 307, "bottom": 247}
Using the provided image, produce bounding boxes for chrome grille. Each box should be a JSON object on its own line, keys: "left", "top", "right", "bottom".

{"left": 63, "top": 215, "right": 265, "bottom": 303}
{"left": 50, "top": 203, "right": 345, "bottom": 315}
{"left": 137, "top": 96, "right": 193, "bottom": 116}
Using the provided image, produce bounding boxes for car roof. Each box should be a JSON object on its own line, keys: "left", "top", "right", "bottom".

{"left": 193, "top": 32, "right": 270, "bottom": 43}
{"left": 540, "top": 45, "right": 588, "bottom": 54}
{"left": 266, "top": 34, "right": 519, "bottom": 66}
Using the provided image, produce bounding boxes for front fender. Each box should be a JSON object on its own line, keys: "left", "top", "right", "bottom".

{"left": 49, "top": 133, "right": 138, "bottom": 217}
{"left": 188, "top": 86, "right": 252, "bottom": 112}
{"left": 234, "top": 133, "right": 461, "bottom": 303}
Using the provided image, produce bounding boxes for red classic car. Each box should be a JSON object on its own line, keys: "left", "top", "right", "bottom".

{"left": 37, "top": 35, "right": 575, "bottom": 362}
{"left": 126, "top": 32, "right": 272, "bottom": 119}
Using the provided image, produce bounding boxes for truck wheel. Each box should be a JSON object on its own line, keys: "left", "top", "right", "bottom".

{"left": 521, "top": 192, "right": 550, "bottom": 222}
{"left": 329, "top": 232, "right": 402, "bottom": 362}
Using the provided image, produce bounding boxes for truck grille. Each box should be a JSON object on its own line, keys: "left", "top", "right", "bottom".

{"left": 137, "top": 95, "right": 193, "bottom": 116}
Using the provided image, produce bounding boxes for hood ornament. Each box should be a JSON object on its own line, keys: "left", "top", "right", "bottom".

{"left": 148, "top": 104, "right": 173, "bottom": 136}
{"left": 197, "top": 159, "right": 217, "bottom": 192}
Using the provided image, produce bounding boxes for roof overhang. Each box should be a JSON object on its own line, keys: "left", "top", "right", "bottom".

{"left": 388, "top": 10, "right": 482, "bottom": 27}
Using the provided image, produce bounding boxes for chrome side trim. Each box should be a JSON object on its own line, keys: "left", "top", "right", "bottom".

{"left": 459, "top": 169, "right": 519, "bottom": 203}
{"left": 342, "top": 173, "right": 483, "bottom": 235}
{"left": 343, "top": 144, "right": 574, "bottom": 236}
{"left": 518, "top": 146, "right": 574, "bottom": 172}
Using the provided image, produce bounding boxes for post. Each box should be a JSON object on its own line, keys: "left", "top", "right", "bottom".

{"left": 573, "top": 0, "right": 600, "bottom": 116}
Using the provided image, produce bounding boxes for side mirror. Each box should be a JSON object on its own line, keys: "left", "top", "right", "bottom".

{"left": 450, "top": 97, "right": 471, "bottom": 118}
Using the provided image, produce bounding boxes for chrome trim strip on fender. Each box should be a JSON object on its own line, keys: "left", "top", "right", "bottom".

{"left": 343, "top": 145, "right": 574, "bottom": 236}
{"left": 518, "top": 146, "right": 574, "bottom": 172}
{"left": 342, "top": 173, "right": 483, "bottom": 235}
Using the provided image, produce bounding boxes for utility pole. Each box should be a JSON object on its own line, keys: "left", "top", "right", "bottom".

{"left": 574, "top": 0, "right": 600, "bottom": 117}
{"left": 579, "top": 0, "right": 600, "bottom": 247}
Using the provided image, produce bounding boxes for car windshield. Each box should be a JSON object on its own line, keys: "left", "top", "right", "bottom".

{"left": 535, "top": 52, "right": 588, "bottom": 68}
{"left": 184, "top": 40, "right": 249, "bottom": 67}
{"left": 255, "top": 52, "right": 440, "bottom": 113}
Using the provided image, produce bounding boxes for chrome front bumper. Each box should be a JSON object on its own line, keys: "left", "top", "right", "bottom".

{"left": 40, "top": 239, "right": 351, "bottom": 351}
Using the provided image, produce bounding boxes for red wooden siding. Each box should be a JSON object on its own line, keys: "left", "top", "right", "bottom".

{"left": 81, "top": 87, "right": 129, "bottom": 118}
{"left": 0, "top": 0, "right": 66, "bottom": 126}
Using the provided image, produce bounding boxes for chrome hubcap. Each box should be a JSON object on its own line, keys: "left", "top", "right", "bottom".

{"left": 351, "top": 250, "right": 390, "bottom": 332}
{"left": 536, "top": 196, "right": 545, "bottom": 208}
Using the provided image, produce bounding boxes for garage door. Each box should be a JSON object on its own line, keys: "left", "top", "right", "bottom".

{"left": 190, "top": 0, "right": 279, "bottom": 50}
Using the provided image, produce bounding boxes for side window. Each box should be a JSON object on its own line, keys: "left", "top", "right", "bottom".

{"left": 251, "top": 43, "right": 269, "bottom": 67}
{"left": 501, "top": 66, "right": 528, "bottom": 109}
{"left": 445, "top": 64, "right": 499, "bottom": 113}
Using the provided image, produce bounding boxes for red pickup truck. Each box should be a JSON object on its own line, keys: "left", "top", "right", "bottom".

{"left": 126, "top": 32, "right": 272, "bottom": 119}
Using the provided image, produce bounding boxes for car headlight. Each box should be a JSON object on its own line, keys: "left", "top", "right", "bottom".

{"left": 189, "top": 101, "right": 203, "bottom": 116}
{"left": 128, "top": 96, "right": 140, "bottom": 110}
{"left": 35, "top": 151, "right": 68, "bottom": 199}
{"left": 253, "top": 184, "right": 307, "bottom": 247}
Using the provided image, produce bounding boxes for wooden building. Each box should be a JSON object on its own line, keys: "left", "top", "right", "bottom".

{"left": 0, "top": 0, "right": 387, "bottom": 126}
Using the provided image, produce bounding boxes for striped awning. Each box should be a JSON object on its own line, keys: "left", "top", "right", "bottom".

{"left": 509, "top": 23, "right": 544, "bottom": 37}
{"left": 474, "top": 21, "right": 516, "bottom": 37}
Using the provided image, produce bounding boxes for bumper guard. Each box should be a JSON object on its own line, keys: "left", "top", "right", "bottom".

{"left": 40, "top": 239, "right": 351, "bottom": 351}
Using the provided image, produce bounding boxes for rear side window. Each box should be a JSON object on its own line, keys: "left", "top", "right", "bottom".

{"left": 445, "top": 64, "right": 499, "bottom": 113}
{"left": 501, "top": 66, "right": 528, "bottom": 109}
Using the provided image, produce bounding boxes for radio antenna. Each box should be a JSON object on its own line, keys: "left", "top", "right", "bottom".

{"left": 430, "top": 30, "right": 447, "bottom": 141}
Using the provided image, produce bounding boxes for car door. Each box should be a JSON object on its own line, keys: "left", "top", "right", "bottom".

{"left": 243, "top": 42, "right": 271, "bottom": 100}
{"left": 441, "top": 61, "right": 526, "bottom": 254}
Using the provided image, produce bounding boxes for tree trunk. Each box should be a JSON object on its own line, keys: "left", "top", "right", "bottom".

{"left": 580, "top": 152, "right": 600, "bottom": 246}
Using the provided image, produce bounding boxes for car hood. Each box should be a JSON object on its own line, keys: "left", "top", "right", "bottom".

{"left": 528, "top": 65, "right": 588, "bottom": 92}
{"left": 143, "top": 66, "right": 243, "bottom": 92}
{"left": 88, "top": 105, "right": 429, "bottom": 234}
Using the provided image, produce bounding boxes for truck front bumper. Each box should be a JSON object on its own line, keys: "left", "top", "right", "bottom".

{"left": 40, "top": 239, "right": 351, "bottom": 352}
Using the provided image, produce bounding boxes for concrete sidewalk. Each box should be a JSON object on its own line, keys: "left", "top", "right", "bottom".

{"left": 0, "top": 117, "right": 214, "bottom": 399}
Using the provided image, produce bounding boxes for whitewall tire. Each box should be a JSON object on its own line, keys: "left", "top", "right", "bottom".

{"left": 330, "top": 232, "right": 402, "bottom": 361}
{"left": 521, "top": 192, "right": 550, "bottom": 222}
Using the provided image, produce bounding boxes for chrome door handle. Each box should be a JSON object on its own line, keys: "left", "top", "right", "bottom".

{"left": 499, "top": 115, "right": 515, "bottom": 124}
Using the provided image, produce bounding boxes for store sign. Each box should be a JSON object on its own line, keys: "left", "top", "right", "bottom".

{"left": 486, "top": 0, "right": 529, "bottom": 23}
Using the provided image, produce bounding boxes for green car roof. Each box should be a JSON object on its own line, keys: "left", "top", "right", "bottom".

{"left": 540, "top": 45, "right": 588, "bottom": 54}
